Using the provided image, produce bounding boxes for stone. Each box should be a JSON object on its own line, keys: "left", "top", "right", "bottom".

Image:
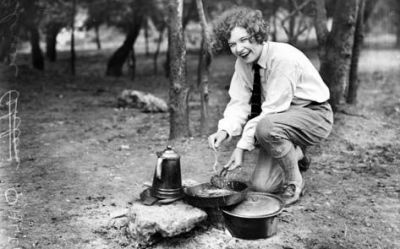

{"left": 107, "top": 209, "right": 128, "bottom": 230}
{"left": 126, "top": 201, "right": 207, "bottom": 246}
{"left": 182, "top": 179, "right": 200, "bottom": 187}
{"left": 108, "top": 216, "right": 129, "bottom": 230}
{"left": 117, "top": 89, "right": 168, "bottom": 113}
{"left": 110, "top": 208, "right": 128, "bottom": 219}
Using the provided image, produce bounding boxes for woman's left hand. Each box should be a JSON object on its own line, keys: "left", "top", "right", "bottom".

{"left": 224, "top": 148, "right": 245, "bottom": 170}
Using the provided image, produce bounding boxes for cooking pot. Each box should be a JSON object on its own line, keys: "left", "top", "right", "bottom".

{"left": 221, "top": 192, "right": 284, "bottom": 239}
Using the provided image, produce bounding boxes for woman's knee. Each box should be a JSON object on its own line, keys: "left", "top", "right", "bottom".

{"left": 255, "top": 117, "right": 275, "bottom": 143}
{"left": 255, "top": 117, "right": 292, "bottom": 158}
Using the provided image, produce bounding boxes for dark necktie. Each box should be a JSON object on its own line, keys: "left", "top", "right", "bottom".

{"left": 248, "top": 63, "right": 262, "bottom": 119}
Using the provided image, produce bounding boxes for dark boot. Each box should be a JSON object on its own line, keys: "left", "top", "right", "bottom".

{"left": 298, "top": 155, "right": 311, "bottom": 172}
{"left": 297, "top": 146, "right": 310, "bottom": 172}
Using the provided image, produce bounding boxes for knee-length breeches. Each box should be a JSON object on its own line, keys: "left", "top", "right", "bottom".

{"left": 254, "top": 102, "right": 334, "bottom": 158}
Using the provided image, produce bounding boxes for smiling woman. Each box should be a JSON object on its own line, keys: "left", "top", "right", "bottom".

{"left": 228, "top": 27, "right": 263, "bottom": 64}
{"left": 211, "top": 7, "right": 269, "bottom": 54}
{"left": 208, "top": 6, "right": 333, "bottom": 206}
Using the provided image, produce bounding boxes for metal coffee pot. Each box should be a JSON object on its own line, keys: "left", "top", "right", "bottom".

{"left": 151, "top": 146, "right": 183, "bottom": 199}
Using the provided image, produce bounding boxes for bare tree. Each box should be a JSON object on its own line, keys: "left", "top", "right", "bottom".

{"left": 128, "top": 46, "right": 136, "bottom": 80}
{"left": 106, "top": 0, "right": 147, "bottom": 77}
{"left": 149, "top": 2, "right": 167, "bottom": 74}
{"left": 167, "top": 0, "right": 190, "bottom": 139}
{"left": 164, "top": 0, "right": 198, "bottom": 78}
{"left": 196, "top": 0, "right": 212, "bottom": 135}
{"left": 42, "top": 1, "right": 72, "bottom": 62}
{"left": 280, "top": 0, "right": 312, "bottom": 45}
{"left": 45, "top": 22, "right": 63, "bottom": 61}
{"left": 30, "top": 26, "right": 44, "bottom": 70}
{"left": 0, "top": 0, "right": 19, "bottom": 68}
{"left": 20, "top": 0, "right": 44, "bottom": 70}
{"left": 312, "top": 0, "right": 359, "bottom": 110}
{"left": 346, "top": 0, "right": 378, "bottom": 104}
{"left": 84, "top": 0, "right": 111, "bottom": 50}
{"left": 153, "top": 24, "right": 165, "bottom": 74}
{"left": 144, "top": 17, "right": 150, "bottom": 56}
{"left": 346, "top": 0, "right": 365, "bottom": 104}
{"left": 393, "top": 0, "right": 400, "bottom": 47}
{"left": 70, "top": 0, "right": 76, "bottom": 75}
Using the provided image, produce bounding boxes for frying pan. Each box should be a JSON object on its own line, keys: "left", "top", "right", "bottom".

{"left": 210, "top": 167, "right": 229, "bottom": 188}
{"left": 183, "top": 180, "right": 249, "bottom": 208}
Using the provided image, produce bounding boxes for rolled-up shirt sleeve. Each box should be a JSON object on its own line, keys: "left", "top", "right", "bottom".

{"left": 217, "top": 66, "right": 252, "bottom": 138}
{"left": 236, "top": 60, "right": 299, "bottom": 151}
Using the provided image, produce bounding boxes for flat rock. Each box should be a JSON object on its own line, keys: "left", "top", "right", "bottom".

{"left": 126, "top": 201, "right": 207, "bottom": 246}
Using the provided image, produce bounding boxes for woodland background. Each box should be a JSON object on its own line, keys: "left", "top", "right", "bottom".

{"left": 0, "top": 0, "right": 399, "bottom": 248}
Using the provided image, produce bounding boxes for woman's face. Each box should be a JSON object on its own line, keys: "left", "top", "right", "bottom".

{"left": 228, "top": 26, "right": 263, "bottom": 64}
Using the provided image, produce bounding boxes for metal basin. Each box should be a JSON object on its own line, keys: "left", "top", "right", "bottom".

{"left": 221, "top": 192, "right": 284, "bottom": 239}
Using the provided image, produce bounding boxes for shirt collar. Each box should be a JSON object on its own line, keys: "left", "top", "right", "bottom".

{"left": 256, "top": 42, "right": 269, "bottom": 69}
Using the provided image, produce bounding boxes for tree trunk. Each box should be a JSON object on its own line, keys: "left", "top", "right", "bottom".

{"left": 396, "top": 13, "right": 400, "bottom": 48}
{"left": 144, "top": 18, "right": 149, "bottom": 56}
{"left": 313, "top": 0, "right": 359, "bottom": 111}
{"left": 45, "top": 27, "right": 59, "bottom": 62}
{"left": 162, "top": 0, "right": 195, "bottom": 78}
{"left": 153, "top": 25, "right": 165, "bottom": 74}
{"left": 288, "top": 1, "right": 296, "bottom": 45}
{"left": 347, "top": 0, "right": 365, "bottom": 104}
{"left": 94, "top": 25, "right": 101, "bottom": 50}
{"left": 0, "top": 0, "right": 19, "bottom": 66}
{"left": 106, "top": 2, "right": 145, "bottom": 77}
{"left": 106, "top": 25, "right": 142, "bottom": 76}
{"left": 30, "top": 26, "right": 44, "bottom": 70}
{"left": 70, "top": 0, "right": 76, "bottom": 75}
{"left": 0, "top": 36, "right": 13, "bottom": 64}
{"left": 313, "top": 0, "right": 329, "bottom": 52}
{"left": 168, "top": 0, "right": 190, "bottom": 139}
{"left": 183, "top": 0, "right": 196, "bottom": 30}
{"left": 128, "top": 46, "right": 136, "bottom": 80}
{"left": 164, "top": 51, "right": 170, "bottom": 78}
{"left": 397, "top": 28, "right": 400, "bottom": 48}
{"left": 18, "top": 0, "right": 43, "bottom": 70}
{"left": 395, "top": 1, "right": 400, "bottom": 47}
{"left": 196, "top": 0, "right": 212, "bottom": 135}
{"left": 363, "top": 0, "right": 378, "bottom": 22}
{"left": 271, "top": 1, "right": 279, "bottom": 41}
{"left": 271, "top": 15, "right": 277, "bottom": 41}
{"left": 197, "top": 38, "right": 212, "bottom": 135}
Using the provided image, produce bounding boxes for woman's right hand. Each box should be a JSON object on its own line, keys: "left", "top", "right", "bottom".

{"left": 224, "top": 148, "right": 244, "bottom": 170}
{"left": 208, "top": 130, "right": 228, "bottom": 150}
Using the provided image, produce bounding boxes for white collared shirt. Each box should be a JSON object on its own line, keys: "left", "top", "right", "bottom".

{"left": 218, "top": 41, "right": 330, "bottom": 151}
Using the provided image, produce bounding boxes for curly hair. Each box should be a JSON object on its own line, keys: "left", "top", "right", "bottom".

{"left": 211, "top": 6, "right": 269, "bottom": 53}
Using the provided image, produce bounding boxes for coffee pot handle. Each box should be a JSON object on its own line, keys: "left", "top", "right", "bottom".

{"left": 156, "top": 157, "right": 163, "bottom": 179}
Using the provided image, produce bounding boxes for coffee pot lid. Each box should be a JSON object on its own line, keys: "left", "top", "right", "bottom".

{"left": 159, "top": 146, "right": 180, "bottom": 159}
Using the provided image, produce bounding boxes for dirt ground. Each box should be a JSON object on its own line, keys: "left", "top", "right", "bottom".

{"left": 0, "top": 46, "right": 399, "bottom": 249}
